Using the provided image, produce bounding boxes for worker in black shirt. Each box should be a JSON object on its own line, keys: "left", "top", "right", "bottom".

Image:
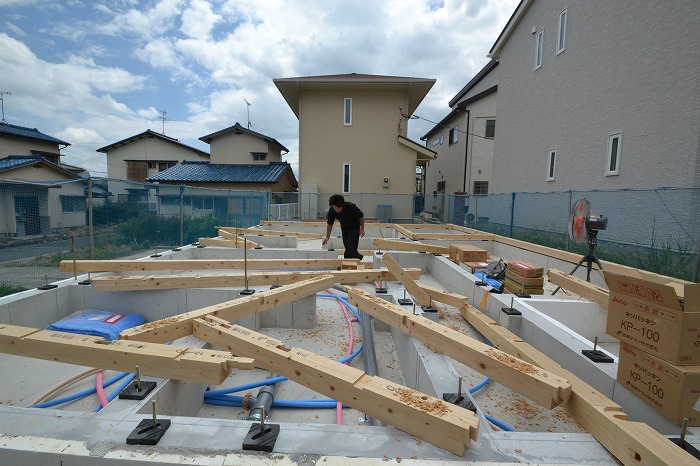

{"left": 322, "top": 194, "right": 365, "bottom": 260}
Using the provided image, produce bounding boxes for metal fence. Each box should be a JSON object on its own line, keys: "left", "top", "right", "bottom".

{"left": 1, "top": 177, "right": 698, "bottom": 294}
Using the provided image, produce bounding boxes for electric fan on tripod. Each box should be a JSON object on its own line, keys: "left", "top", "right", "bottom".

{"left": 552, "top": 198, "right": 608, "bottom": 295}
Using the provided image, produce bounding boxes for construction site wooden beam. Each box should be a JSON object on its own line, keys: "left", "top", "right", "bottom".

{"left": 90, "top": 268, "right": 422, "bottom": 292}
{"left": 120, "top": 274, "right": 336, "bottom": 343}
{"left": 548, "top": 269, "right": 609, "bottom": 308}
{"left": 346, "top": 288, "right": 571, "bottom": 409}
{"left": 218, "top": 226, "right": 324, "bottom": 239}
{"left": 59, "top": 258, "right": 344, "bottom": 273}
{"left": 381, "top": 253, "right": 431, "bottom": 304}
{"left": 373, "top": 238, "right": 449, "bottom": 255}
{"left": 210, "top": 232, "right": 263, "bottom": 248}
{"left": 193, "top": 315, "right": 479, "bottom": 456}
{"left": 0, "top": 324, "right": 253, "bottom": 385}
{"left": 418, "top": 285, "right": 695, "bottom": 466}
{"left": 390, "top": 224, "right": 417, "bottom": 239}
{"left": 198, "top": 237, "right": 259, "bottom": 248}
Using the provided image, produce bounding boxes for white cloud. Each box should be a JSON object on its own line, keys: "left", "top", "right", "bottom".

{"left": 180, "top": 0, "right": 221, "bottom": 39}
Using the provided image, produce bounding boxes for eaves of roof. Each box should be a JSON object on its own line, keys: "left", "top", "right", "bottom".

{"left": 146, "top": 161, "right": 297, "bottom": 185}
{"left": 398, "top": 135, "right": 437, "bottom": 163}
{"left": 199, "top": 122, "right": 289, "bottom": 153}
{"left": 448, "top": 60, "right": 499, "bottom": 107}
{"left": 489, "top": 0, "right": 531, "bottom": 58}
{"left": 0, "top": 155, "right": 82, "bottom": 179}
{"left": 96, "top": 129, "right": 210, "bottom": 158}
{"left": 0, "top": 122, "right": 70, "bottom": 146}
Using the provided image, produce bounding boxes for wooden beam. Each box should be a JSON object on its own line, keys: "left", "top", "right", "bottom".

{"left": 373, "top": 238, "right": 450, "bottom": 255}
{"left": 193, "top": 316, "right": 479, "bottom": 456}
{"left": 210, "top": 232, "right": 263, "bottom": 249}
{"left": 0, "top": 324, "right": 252, "bottom": 385}
{"left": 548, "top": 269, "right": 609, "bottom": 308}
{"left": 346, "top": 287, "right": 571, "bottom": 409}
{"left": 60, "top": 258, "right": 344, "bottom": 273}
{"left": 419, "top": 285, "right": 695, "bottom": 466}
{"left": 219, "top": 226, "right": 324, "bottom": 239}
{"left": 90, "top": 268, "right": 422, "bottom": 292}
{"left": 390, "top": 224, "right": 417, "bottom": 240}
{"left": 381, "top": 253, "right": 431, "bottom": 305}
{"left": 120, "top": 274, "right": 336, "bottom": 343}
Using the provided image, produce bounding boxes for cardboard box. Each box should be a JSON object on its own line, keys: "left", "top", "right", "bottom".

{"left": 464, "top": 261, "right": 490, "bottom": 275}
{"left": 605, "top": 270, "right": 700, "bottom": 365}
{"left": 449, "top": 244, "right": 488, "bottom": 263}
{"left": 504, "top": 277, "right": 544, "bottom": 295}
{"left": 507, "top": 260, "right": 544, "bottom": 278}
{"left": 617, "top": 342, "right": 700, "bottom": 426}
{"left": 505, "top": 270, "right": 545, "bottom": 287}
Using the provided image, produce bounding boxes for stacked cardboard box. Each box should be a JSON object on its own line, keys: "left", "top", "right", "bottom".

{"left": 504, "top": 260, "right": 544, "bottom": 295}
{"left": 449, "top": 243, "right": 488, "bottom": 264}
{"left": 605, "top": 270, "right": 700, "bottom": 425}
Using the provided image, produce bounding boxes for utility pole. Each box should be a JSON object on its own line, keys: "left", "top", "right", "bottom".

{"left": 244, "top": 99, "right": 252, "bottom": 129}
{"left": 0, "top": 91, "right": 10, "bottom": 123}
{"left": 158, "top": 109, "right": 167, "bottom": 134}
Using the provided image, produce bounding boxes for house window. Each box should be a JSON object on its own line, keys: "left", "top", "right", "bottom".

{"left": 473, "top": 181, "right": 489, "bottom": 194}
{"left": 448, "top": 126, "right": 458, "bottom": 145}
{"left": 158, "top": 161, "right": 176, "bottom": 171}
{"left": 252, "top": 152, "right": 267, "bottom": 162}
{"left": 344, "top": 98, "right": 352, "bottom": 126}
{"left": 535, "top": 29, "right": 544, "bottom": 69}
{"left": 606, "top": 133, "right": 622, "bottom": 176}
{"left": 342, "top": 163, "right": 351, "bottom": 193}
{"left": 557, "top": 9, "right": 567, "bottom": 54}
{"left": 192, "top": 197, "right": 214, "bottom": 211}
{"left": 485, "top": 120, "right": 496, "bottom": 139}
{"left": 431, "top": 134, "right": 443, "bottom": 147}
{"left": 147, "top": 161, "right": 157, "bottom": 169}
{"left": 547, "top": 150, "right": 557, "bottom": 181}
{"left": 437, "top": 180, "right": 446, "bottom": 193}
{"left": 60, "top": 195, "right": 86, "bottom": 213}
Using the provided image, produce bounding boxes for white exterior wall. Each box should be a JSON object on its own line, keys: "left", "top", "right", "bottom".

{"left": 492, "top": 0, "right": 700, "bottom": 193}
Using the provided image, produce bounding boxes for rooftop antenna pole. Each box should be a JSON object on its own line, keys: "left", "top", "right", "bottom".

{"left": 0, "top": 91, "right": 10, "bottom": 123}
{"left": 157, "top": 109, "right": 167, "bottom": 134}
{"left": 244, "top": 99, "right": 252, "bottom": 129}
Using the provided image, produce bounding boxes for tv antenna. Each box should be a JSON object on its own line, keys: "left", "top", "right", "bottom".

{"left": 0, "top": 91, "right": 10, "bottom": 123}
{"left": 157, "top": 109, "right": 167, "bottom": 134}
{"left": 553, "top": 198, "right": 608, "bottom": 294}
{"left": 244, "top": 99, "right": 252, "bottom": 129}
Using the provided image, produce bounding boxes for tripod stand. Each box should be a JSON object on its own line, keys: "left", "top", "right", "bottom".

{"left": 552, "top": 229, "right": 604, "bottom": 295}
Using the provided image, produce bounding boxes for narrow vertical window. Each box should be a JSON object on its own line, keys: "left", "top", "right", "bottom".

{"left": 557, "top": 9, "right": 567, "bottom": 54}
{"left": 606, "top": 133, "right": 622, "bottom": 176}
{"left": 342, "top": 163, "right": 351, "bottom": 193}
{"left": 448, "top": 126, "right": 458, "bottom": 145}
{"left": 485, "top": 119, "right": 496, "bottom": 139}
{"left": 547, "top": 150, "right": 556, "bottom": 181}
{"left": 343, "top": 98, "right": 352, "bottom": 126}
{"left": 535, "top": 29, "right": 544, "bottom": 69}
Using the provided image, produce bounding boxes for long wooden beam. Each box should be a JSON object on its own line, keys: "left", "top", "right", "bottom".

{"left": 218, "top": 226, "right": 324, "bottom": 239}
{"left": 346, "top": 287, "right": 571, "bottom": 409}
{"left": 193, "top": 315, "right": 479, "bottom": 456}
{"left": 0, "top": 324, "right": 253, "bottom": 385}
{"left": 381, "top": 253, "right": 431, "bottom": 306}
{"left": 59, "top": 258, "right": 344, "bottom": 273}
{"left": 120, "top": 274, "right": 336, "bottom": 343}
{"left": 90, "top": 268, "right": 422, "bottom": 292}
{"left": 419, "top": 285, "right": 696, "bottom": 466}
{"left": 198, "top": 237, "right": 261, "bottom": 248}
{"left": 548, "top": 269, "right": 609, "bottom": 308}
{"left": 373, "top": 238, "right": 449, "bottom": 255}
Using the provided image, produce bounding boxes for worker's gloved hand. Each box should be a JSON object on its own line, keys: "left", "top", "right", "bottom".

{"left": 322, "top": 237, "right": 329, "bottom": 246}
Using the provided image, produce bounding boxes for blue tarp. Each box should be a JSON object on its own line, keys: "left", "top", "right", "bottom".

{"left": 47, "top": 310, "right": 145, "bottom": 342}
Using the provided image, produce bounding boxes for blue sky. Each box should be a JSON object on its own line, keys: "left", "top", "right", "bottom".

{"left": 0, "top": 0, "right": 518, "bottom": 177}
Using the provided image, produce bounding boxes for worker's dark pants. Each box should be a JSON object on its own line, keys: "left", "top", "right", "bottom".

{"left": 342, "top": 228, "right": 363, "bottom": 260}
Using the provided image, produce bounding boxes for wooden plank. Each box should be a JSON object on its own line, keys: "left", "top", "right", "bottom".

{"left": 90, "top": 268, "right": 422, "bottom": 292}
{"left": 0, "top": 324, "right": 253, "bottom": 385}
{"left": 219, "top": 226, "right": 324, "bottom": 239}
{"left": 373, "top": 238, "right": 449, "bottom": 255}
{"left": 59, "top": 258, "right": 344, "bottom": 273}
{"left": 193, "top": 316, "right": 479, "bottom": 456}
{"left": 390, "top": 224, "right": 417, "bottom": 240}
{"left": 347, "top": 288, "right": 571, "bottom": 409}
{"left": 548, "top": 269, "right": 609, "bottom": 308}
{"left": 422, "top": 285, "right": 696, "bottom": 466}
{"left": 381, "top": 253, "right": 431, "bottom": 306}
{"left": 213, "top": 231, "right": 263, "bottom": 248}
{"left": 120, "top": 274, "right": 336, "bottom": 343}
{"left": 419, "top": 284, "right": 470, "bottom": 308}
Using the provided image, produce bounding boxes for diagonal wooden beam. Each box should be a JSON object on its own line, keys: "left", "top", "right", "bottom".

{"left": 218, "top": 226, "right": 324, "bottom": 239}
{"left": 548, "top": 269, "right": 609, "bottom": 308}
{"left": 0, "top": 324, "right": 252, "bottom": 385}
{"left": 346, "top": 287, "right": 571, "bottom": 409}
{"left": 193, "top": 315, "right": 479, "bottom": 456}
{"left": 373, "top": 238, "right": 450, "bottom": 254}
{"left": 59, "top": 258, "right": 344, "bottom": 273}
{"left": 90, "top": 268, "right": 422, "bottom": 292}
{"left": 418, "top": 285, "right": 696, "bottom": 466}
{"left": 120, "top": 274, "right": 336, "bottom": 343}
{"left": 198, "top": 237, "right": 261, "bottom": 248}
{"left": 381, "top": 253, "right": 432, "bottom": 306}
